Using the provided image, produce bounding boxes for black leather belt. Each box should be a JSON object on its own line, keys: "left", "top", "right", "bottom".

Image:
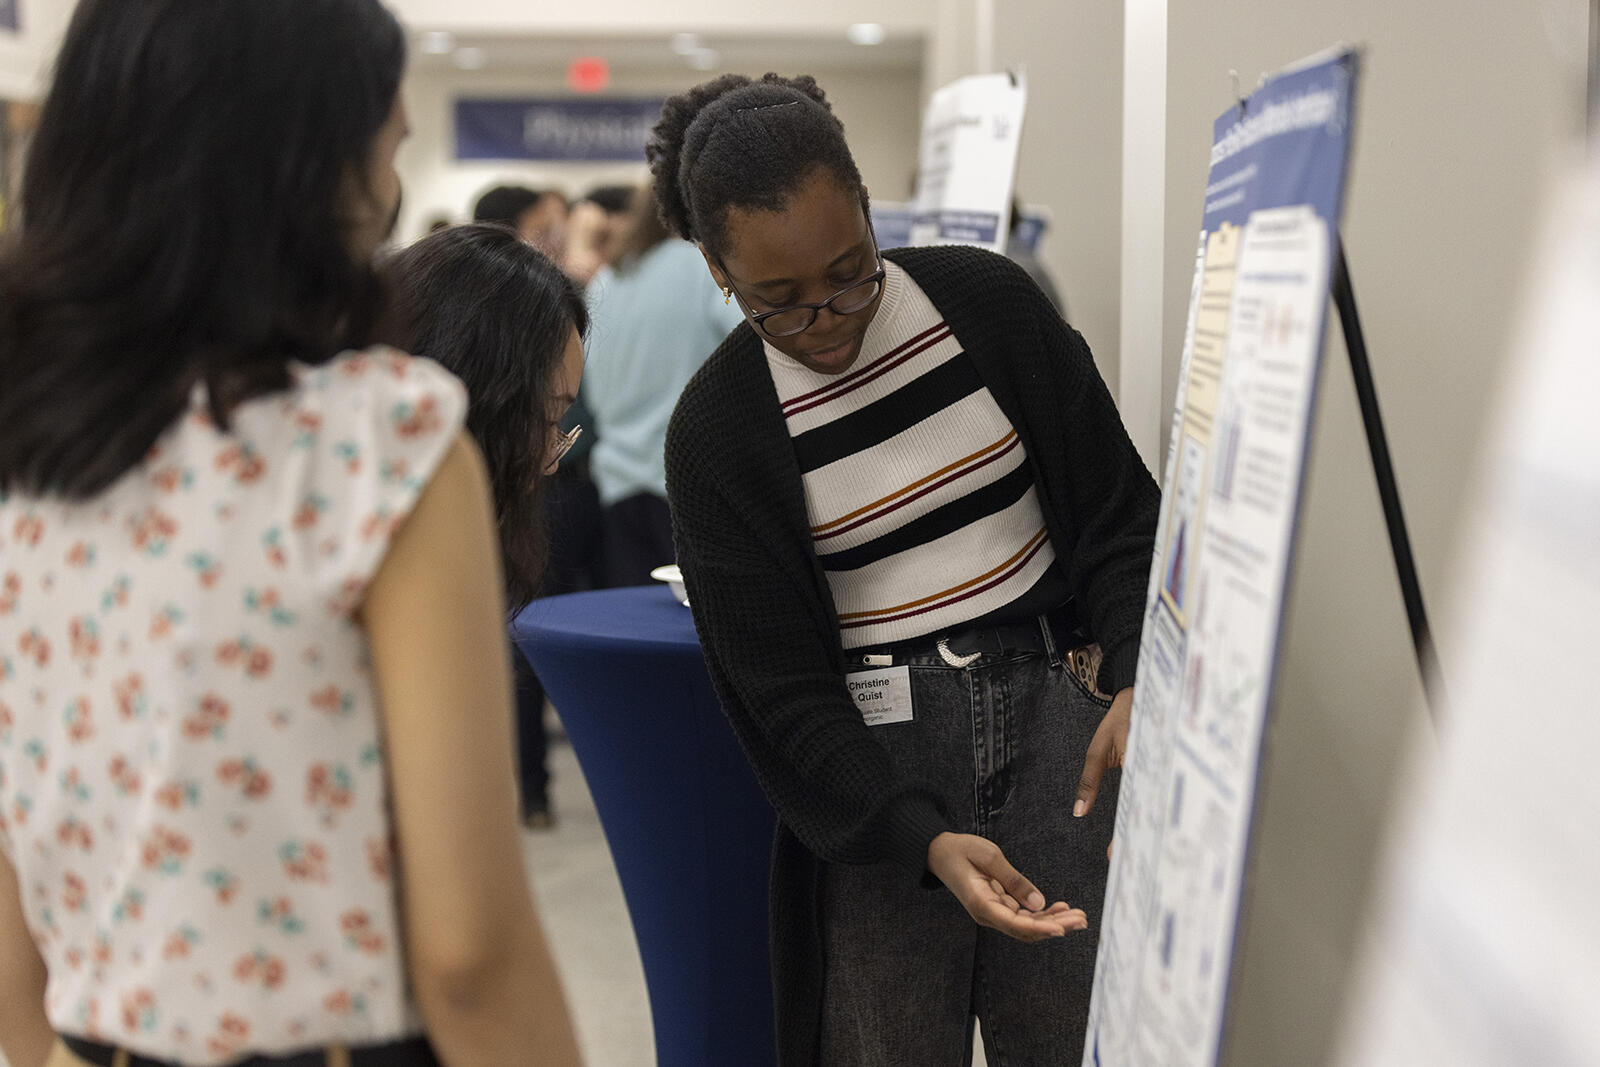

{"left": 62, "top": 1035, "right": 440, "bottom": 1067}
{"left": 849, "top": 610, "right": 1083, "bottom": 667}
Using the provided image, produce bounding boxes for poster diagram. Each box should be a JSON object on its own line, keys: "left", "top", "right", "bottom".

{"left": 1084, "top": 48, "right": 1360, "bottom": 1067}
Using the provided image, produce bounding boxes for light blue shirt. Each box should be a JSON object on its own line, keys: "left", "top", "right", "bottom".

{"left": 583, "top": 239, "right": 745, "bottom": 506}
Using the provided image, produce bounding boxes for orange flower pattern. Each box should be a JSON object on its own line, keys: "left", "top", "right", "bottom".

{"left": 0, "top": 350, "right": 466, "bottom": 1059}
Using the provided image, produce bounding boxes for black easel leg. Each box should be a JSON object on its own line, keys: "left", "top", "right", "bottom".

{"left": 1332, "top": 243, "right": 1446, "bottom": 724}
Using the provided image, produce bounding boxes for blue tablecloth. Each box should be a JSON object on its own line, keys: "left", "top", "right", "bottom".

{"left": 513, "top": 586, "right": 777, "bottom": 1067}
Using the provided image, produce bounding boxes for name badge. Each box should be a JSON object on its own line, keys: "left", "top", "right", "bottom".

{"left": 847, "top": 666, "right": 914, "bottom": 726}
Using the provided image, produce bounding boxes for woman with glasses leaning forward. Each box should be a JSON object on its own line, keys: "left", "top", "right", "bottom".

{"left": 655, "top": 74, "right": 1160, "bottom": 1066}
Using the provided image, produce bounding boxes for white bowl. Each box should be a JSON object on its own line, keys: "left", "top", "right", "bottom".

{"left": 649, "top": 564, "right": 689, "bottom": 606}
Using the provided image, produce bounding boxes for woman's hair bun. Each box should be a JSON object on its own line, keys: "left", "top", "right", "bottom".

{"left": 647, "top": 73, "right": 843, "bottom": 247}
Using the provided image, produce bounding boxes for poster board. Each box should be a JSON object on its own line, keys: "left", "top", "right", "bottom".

{"left": 909, "top": 72, "right": 1027, "bottom": 253}
{"left": 1084, "top": 48, "right": 1360, "bottom": 1067}
{"left": 1333, "top": 155, "right": 1600, "bottom": 1067}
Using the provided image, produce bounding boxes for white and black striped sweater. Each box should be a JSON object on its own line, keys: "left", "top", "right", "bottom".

{"left": 764, "top": 261, "right": 1074, "bottom": 648}
{"left": 666, "top": 244, "right": 1158, "bottom": 1066}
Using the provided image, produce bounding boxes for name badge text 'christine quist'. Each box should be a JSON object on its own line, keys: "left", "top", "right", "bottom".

{"left": 847, "top": 666, "right": 913, "bottom": 726}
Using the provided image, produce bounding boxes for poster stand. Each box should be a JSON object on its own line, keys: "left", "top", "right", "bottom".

{"left": 1083, "top": 50, "right": 1450, "bottom": 1066}
{"left": 1330, "top": 244, "right": 1447, "bottom": 723}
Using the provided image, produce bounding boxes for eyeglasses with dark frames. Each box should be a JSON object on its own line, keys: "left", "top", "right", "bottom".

{"left": 719, "top": 233, "right": 885, "bottom": 339}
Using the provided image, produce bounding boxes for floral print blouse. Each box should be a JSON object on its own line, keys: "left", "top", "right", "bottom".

{"left": 0, "top": 349, "right": 467, "bottom": 1061}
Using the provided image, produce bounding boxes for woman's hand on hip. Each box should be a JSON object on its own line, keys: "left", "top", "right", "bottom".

{"left": 926, "top": 832, "right": 1086, "bottom": 943}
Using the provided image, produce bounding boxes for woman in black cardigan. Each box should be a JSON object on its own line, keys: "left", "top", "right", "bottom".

{"left": 654, "top": 73, "right": 1159, "bottom": 1065}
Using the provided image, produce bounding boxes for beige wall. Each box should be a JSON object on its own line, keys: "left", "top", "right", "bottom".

{"left": 396, "top": 63, "right": 925, "bottom": 246}
{"left": 1158, "top": 4, "right": 1586, "bottom": 1065}
{"left": 992, "top": 0, "right": 1126, "bottom": 386}
{"left": 926, "top": 0, "right": 1127, "bottom": 390}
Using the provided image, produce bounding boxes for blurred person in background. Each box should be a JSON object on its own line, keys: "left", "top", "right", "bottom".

{"left": 472, "top": 184, "right": 569, "bottom": 263}
{"left": 1005, "top": 196, "right": 1067, "bottom": 319}
{"left": 583, "top": 185, "right": 744, "bottom": 587}
{"left": 561, "top": 184, "right": 636, "bottom": 288}
{"left": 380, "top": 225, "right": 590, "bottom": 831}
{"left": 653, "top": 72, "right": 1157, "bottom": 1065}
{"left": 0, "top": 2, "right": 582, "bottom": 1064}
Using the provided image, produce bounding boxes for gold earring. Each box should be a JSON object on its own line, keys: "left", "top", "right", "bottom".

{"left": 722, "top": 287, "right": 732, "bottom": 305}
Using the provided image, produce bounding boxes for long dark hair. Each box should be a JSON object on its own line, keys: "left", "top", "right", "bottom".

{"left": 647, "top": 73, "right": 865, "bottom": 258}
{"left": 0, "top": 0, "right": 406, "bottom": 498}
{"left": 380, "top": 224, "right": 589, "bottom": 613}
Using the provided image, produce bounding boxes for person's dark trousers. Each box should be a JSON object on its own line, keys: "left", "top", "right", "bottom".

{"left": 511, "top": 642, "right": 550, "bottom": 820}
{"left": 543, "top": 465, "right": 605, "bottom": 594}
{"left": 601, "top": 491, "right": 675, "bottom": 588}
{"left": 513, "top": 464, "right": 603, "bottom": 824}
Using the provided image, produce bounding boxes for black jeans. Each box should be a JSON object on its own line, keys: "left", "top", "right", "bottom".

{"left": 819, "top": 646, "right": 1118, "bottom": 1066}
{"left": 511, "top": 642, "right": 549, "bottom": 816}
{"left": 512, "top": 468, "right": 603, "bottom": 816}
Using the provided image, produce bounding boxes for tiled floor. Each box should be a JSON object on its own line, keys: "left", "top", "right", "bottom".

{"left": 523, "top": 734, "right": 655, "bottom": 1066}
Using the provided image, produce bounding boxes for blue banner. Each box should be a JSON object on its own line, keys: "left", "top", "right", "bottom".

{"left": 0, "top": 0, "right": 18, "bottom": 33}
{"left": 455, "top": 97, "right": 665, "bottom": 162}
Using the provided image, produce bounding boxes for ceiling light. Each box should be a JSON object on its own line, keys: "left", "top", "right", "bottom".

{"left": 847, "top": 23, "right": 887, "bottom": 46}
{"left": 453, "top": 46, "right": 487, "bottom": 70}
{"left": 688, "top": 47, "right": 721, "bottom": 71}
{"left": 671, "top": 32, "right": 701, "bottom": 56}
{"left": 419, "top": 31, "right": 455, "bottom": 55}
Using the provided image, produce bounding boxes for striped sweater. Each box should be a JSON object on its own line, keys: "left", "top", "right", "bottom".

{"left": 764, "top": 263, "right": 1072, "bottom": 647}
{"left": 666, "top": 244, "right": 1159, "bottom": 1067}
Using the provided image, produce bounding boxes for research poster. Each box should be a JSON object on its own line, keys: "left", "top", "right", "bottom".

{"left": 909, "top": 72, "right": 1026, "bottom": 253}
{"left": 1084, "top": 48, "right": 1359, "bottom": 1067}
{"left": 1334, "top": 157, "right": 1600, "bottom": 1067}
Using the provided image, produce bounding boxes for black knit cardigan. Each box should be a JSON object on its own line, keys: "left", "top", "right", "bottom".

{"left": 664, "top": 244, "right": 1159, "bottom": 1065}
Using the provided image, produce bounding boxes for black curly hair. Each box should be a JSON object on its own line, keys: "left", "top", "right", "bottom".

{"left": 646, "top": 73, "right": 866, "bottom": 258}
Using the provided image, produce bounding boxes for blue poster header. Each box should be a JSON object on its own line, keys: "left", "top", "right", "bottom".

{"left": 455, "top": 97, "right": 665, "bottom": 162}
{"left": 1200, "top": 51, "right": 1357, "bottom": 231}
{"left": 0, "top": 0, "right": 19, "bottom": 34}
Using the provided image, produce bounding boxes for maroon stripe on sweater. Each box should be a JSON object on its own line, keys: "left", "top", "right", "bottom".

{"left": 781, "top": 327, "right": 955, "bottom": 420}
{"left": 812, "top": 435, "right": 1022, "bottom": 544}
{"left": 779, "top": 322, "right": 950, "bottom": 415}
